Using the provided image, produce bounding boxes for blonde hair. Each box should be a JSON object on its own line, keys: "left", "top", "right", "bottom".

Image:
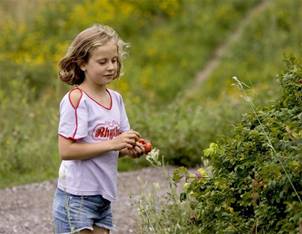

{"left": 58, "top": 24, "right": 128, "bottom": 85}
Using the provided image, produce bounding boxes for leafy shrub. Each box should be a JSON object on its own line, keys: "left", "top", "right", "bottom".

{"left": 174, "top": 57, "right": 302, "bottom": 233}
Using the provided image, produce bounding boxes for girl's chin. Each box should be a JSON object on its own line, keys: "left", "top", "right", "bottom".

{"left": 97, "top": 79, "right": 113, "bottom": 86}
{"left": 103, "top": 76, "right": 114, "bottom": 81}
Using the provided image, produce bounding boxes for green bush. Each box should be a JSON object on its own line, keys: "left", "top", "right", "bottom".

{"left": 176, "top": 57, "right": 302, "bottom": 233}
{"left": 136, "top": 58, "right": 301, "bottom": 233}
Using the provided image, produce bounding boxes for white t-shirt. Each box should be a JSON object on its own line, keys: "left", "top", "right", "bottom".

{"left": 57, "top": 87, "right": 130, "bottom": 201}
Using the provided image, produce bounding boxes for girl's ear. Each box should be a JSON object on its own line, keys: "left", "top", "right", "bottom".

{"left": 80, "top": 65, "right": 87, "bottom": 72}
{"left": 78, "top": 61, "right": 87, "bottom": 72}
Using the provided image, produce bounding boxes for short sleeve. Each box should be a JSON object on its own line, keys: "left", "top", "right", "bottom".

{"left": 118, "top": 94, "right": 130, "bottom": 132}
{"left": 58, "top": 92, "right": 88, "bottom": 140}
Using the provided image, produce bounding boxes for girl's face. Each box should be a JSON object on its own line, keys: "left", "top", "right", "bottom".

{"left": 82, "top": 40, "right": 119, "bottom": 87}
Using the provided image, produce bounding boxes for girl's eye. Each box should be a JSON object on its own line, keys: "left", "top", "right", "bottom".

{"left": 98, "top": 60, "right": 107, "bottom": 65}
{"left": 97, "top": 57, "right": 118, "bottom": 65}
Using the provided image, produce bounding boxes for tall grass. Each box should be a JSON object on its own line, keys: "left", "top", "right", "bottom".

{"left": 0, "top": 0, "right": 261, "bottom": 187}
{"left": 0, "top": 66, "right": 59, "bottom": 188}
{"left": 192, "top": 0, "right": 302, "bottom": 101}
{"left": 1, "top": 0, "right": 299, "bottom": 187}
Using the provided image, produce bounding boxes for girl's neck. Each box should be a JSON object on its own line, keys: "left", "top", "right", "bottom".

{"left": 79, "top": 81, "right": 107, "bottom": 97}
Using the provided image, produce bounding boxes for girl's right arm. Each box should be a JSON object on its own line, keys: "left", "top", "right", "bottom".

{"left": 58, "top": 130, "right": 140, "bottom": 160}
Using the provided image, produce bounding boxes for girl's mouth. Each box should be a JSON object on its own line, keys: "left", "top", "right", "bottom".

{"left": 104, "top": 74, "right": 114, "bottom": 77}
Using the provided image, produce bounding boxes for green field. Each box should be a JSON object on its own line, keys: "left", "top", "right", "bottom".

{"left": 0, "top": 0, "right": 301, "bottom": 188}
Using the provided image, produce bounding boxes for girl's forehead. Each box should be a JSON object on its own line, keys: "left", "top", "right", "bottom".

{"left": 90, "top": 41, "right": 118, "bottom": 58}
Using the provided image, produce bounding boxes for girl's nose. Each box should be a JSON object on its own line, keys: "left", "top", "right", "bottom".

{"left": 107, "top": 61, "right": 115, "bottom": 70}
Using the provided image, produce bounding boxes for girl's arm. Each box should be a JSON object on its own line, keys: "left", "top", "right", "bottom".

{"left": 58, "top": 130, "right": 140, "bottom": 160}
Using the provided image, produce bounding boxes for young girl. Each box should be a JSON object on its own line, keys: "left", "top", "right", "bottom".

{"left": 52, "top": 24, "right": 146, "bottom": 234}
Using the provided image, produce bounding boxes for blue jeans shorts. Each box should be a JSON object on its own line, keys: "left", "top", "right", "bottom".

{"left": 52, "top": 188, "right": 113, "bottom": 234}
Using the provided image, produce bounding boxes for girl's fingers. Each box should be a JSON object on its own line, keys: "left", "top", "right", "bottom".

{"left": 126, "top": 143, "right": 134, "bottom": 149}
{"left": 127, "top": 130, "right": 140, "bottom": 139}
{"left": 125, "top": 138, "right": 133, "bottom": 143}
{"left": 133, "top": 145, "right": 142, "bottom": 153}
{"left": 129, "top": 129, "right": 140, "bottom": 136}
{"left": 129, "top": 149, "right": 139, "bottom": 158}
{"left": 133, "top": 146, "right": 145, "bottom": 157}
{"left": 135, "top": 143, "right": 145, "bottom": 152}
{"left": 119, "top": 130, "right": 140, "bottom": 142}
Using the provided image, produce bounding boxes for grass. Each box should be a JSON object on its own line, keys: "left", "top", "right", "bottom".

{"left": 0, "top": 1, "right": 261, "bottom": 188}
{"left": 191, "top": 0, "right": 302, "bottom": 101}
{"left": 0, "top": 0, "right": 299, "bottom": 189}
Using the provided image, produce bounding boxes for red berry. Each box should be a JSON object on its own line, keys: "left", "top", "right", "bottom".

{"left": 138, "top": 138, "right": 146, "bottom": 144}
{"left": 144, "top": 142, "right": 152, "bottom": 153}
{"left": 137, "top": 138, "right": 152, "bottom": 153}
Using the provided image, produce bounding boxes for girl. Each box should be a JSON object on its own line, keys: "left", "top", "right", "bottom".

{"left": 52, "top": 24, "right": 146, "bottom": 234}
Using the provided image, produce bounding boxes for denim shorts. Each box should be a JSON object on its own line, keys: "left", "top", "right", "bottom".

{"left": 52, "top": 188, "right": 113, "bottom": 234}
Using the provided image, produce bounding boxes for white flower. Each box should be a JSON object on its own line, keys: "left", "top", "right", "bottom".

{"left": 146, "top": 148, "right": 161, "bottom": 167}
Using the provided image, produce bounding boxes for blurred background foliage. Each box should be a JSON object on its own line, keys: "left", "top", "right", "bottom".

{"left": 0, "top": 0, "right": 301, "bottom": 187}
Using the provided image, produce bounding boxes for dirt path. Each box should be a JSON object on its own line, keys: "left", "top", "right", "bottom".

{"left": 0, "top": 167, "right": 174, "bottom": 234}
{"left": 183, "top": 0, "right": 270, "bottom": 100}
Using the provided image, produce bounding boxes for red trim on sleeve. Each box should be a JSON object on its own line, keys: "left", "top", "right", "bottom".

{"left": 68, "top": 87, "right": 83, "bottom": 138}
{"left": 68, "top": 87, "right": 83, "bottom": 109}
{"left": 72, "top": 108, "right": 78, "bottom": 139}
{"left": 58, "top": 134, "right": 77, "bottom": 142}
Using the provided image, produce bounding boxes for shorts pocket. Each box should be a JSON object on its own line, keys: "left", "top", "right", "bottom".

{"left": 64, "top": 194, "right": 90, "bottom": 232}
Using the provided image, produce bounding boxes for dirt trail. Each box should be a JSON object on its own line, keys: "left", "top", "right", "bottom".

{"left": 183, "top": 0, "right": 270, "bottom": 100}
{"left": 0, "top": 167, "right": 174, "bottom": 234}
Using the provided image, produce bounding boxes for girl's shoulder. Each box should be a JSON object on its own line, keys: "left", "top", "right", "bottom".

{"left": 69, "top": 87, "right": 83, "bottom": 108}
{"left": 107, "top": 88, "right": 120, "bottom": 96}
{"left": 60, "top": 87, "right": 84, "bottom": 109}
{"left": 107, "top": 88, "right": 123, "bottom": 101}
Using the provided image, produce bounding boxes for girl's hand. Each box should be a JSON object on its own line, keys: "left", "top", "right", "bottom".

{"left": 120, "top": 141, "right": 145, "bottom": 158}
{"left": 110, "top": 130, "right": 140, "bottom": 151}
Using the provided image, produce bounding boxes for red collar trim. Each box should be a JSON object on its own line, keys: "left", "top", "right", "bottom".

{"left": 77, "top": 88, "right": 112, "bottom": 110}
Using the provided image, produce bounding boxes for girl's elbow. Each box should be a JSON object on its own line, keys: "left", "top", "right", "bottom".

{"left": 60, "top": 154, "right": 69, "bottom": 160}
{"left": 58, "top": 136, "right": 77, "bottom": 160}
{"left": 59, "top": 148, "right": 72, "bottom": 160}
{"left": 59, "top": 152, "right": 68, "bottom": 160}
